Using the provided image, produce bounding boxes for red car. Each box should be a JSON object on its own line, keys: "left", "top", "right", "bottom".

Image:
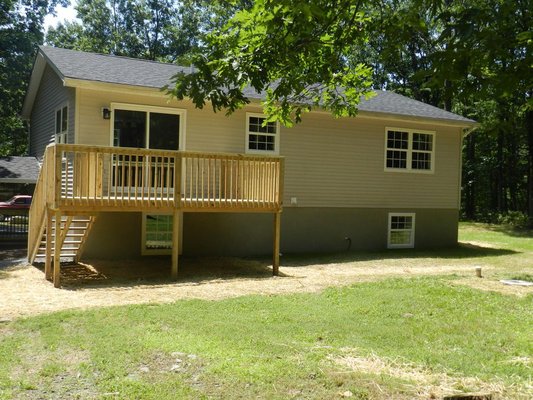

{"left": 0, "top": 195, "right": 32, "bottom": 221}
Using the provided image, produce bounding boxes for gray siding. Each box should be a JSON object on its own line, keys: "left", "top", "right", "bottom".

{"left": 29, "top": 65, "right": 75, "bottom": 157}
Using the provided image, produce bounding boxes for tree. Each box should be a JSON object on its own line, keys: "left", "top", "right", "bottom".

{"left": 169, "top": 0, "right": 375, "bottom": 126}
{"left": 46, "top": 0, "right": 243, "bottom": 63}
{"left": 170, "top": 0, "right": 532, "bottom": 224}
{"left": 428, "top": 0, "right": 532, "bottom": 223}
{"left": 0, "top": 0, "right": 67, "bottom": 156}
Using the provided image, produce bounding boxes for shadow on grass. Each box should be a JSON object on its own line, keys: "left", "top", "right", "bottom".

{"left": 280, "top": 242, "right": 517, "bottom": 267}
{"left": 486, "top": 225, "right": 533, "bottom": 238}
{"left": 29, "top": 241, "right": 518, "bottom": 290}
{"left": 0, "top": 246, "right": 28, "bottom": 278}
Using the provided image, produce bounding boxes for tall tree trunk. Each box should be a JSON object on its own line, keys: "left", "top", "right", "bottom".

{"left": 526, "top": 109, "right": 533, "bottom": 226}
{"left": 496, "top": 127, "right": 505, "bottom": 212}
{"left": 508, "top": 122, "right": 518, "bottom": 210}
{"left": 464, "top": 134, "right": 476, "bottom": 219}
{"left": 444, "top": 79, "right": 452, "bottom": 111}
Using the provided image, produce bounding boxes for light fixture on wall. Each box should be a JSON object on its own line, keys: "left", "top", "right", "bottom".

{"left": 102, "top": 107, "right": 111, "bottom": 120}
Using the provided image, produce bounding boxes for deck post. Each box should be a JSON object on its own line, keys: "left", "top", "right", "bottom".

{"left": 44, "top": 210, "right": 53, "bottom": 280}
{"left": 273, "top": 211, "right": 281, "bottom": 275}
{"left": 171, "top": 209, "right": 180, "bottom": 280}
{"left": 53, "top": 210, "right": 61, "bottom": 288}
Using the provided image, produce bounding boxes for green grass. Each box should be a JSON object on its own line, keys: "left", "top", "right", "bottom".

{"left": 0, "top": 223, "right": 532, "bottom": 399}
{"left": 459, "top": 222, "right": 533, "bottom": 252}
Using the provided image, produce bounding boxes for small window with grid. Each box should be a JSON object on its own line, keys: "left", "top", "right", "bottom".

{"left": 388, "top": 213, "right": 415, "bottom": 248}
{"left": 246, "top": 114, "right": 278, "bottom": 154}
{"left": 385, "top": 128, "right": 435, "bottom": 172}
{"left": 143, "top": 214, "right": 173, "bottom": 254}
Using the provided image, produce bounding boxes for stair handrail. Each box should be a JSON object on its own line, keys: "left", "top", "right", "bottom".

{"left": 28, "top": 145, "right": 55, "bottom": 262}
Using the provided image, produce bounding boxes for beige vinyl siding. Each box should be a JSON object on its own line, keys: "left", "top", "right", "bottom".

{"left": 76, "top": 87, "right": 461, "bottom": 210}
{"left": 29, "top": 65, "right": 75, "bottom": 157}
{"left": 77, "top": 88, "right": 248, "bottom": 152}
{"left": 281, "top": 113, "right": 461, "bottom": 209}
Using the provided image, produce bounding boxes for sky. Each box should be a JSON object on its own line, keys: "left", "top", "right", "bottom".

{"left": 43, "top": 2, "right": 78, "bottom": 31}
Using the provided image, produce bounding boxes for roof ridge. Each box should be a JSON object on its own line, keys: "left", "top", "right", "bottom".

{"left": 39, "top": 45, "right": 186, "bottom": 69}
{"left": 33, "top": 46, "right": 476, "bottom": 125}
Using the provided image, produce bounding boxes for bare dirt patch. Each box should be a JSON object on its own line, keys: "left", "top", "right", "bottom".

{"left": 0, "top": 244, "right": 531, "bottom": 320}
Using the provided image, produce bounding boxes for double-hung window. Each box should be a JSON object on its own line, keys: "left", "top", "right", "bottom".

{"left": 385, "top": 128, "right": 434, "bottom": 172}
{"left": 246, "top": 113, "right": 279, "bottom": 154}
{"left": 55, "top": 104, "right": 68, "bottom": 143}
{"left": 388, "top": 213, "right": 415, "bottom": 248}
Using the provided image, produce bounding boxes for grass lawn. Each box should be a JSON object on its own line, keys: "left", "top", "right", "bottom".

{"left": 0, "top": 223, "right": 532, "bottom": 399}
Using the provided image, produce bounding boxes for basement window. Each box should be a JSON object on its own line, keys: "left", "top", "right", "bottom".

{"left": 387, "top": 213, "right": 415, "bottom": 249}
{"left": 142, "top": 214, "right": 173, "bottom": 255}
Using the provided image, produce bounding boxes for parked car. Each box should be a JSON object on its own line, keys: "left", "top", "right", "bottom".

{"left": 0, "top": 195, "right": 32, "bottom": 221}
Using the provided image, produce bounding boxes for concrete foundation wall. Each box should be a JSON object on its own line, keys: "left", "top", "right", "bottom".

{"left": 82, "top": 208, "right": 458, "bottom": 259}
{"left": 84, "top": 212, "right": 142, "bottom": 259}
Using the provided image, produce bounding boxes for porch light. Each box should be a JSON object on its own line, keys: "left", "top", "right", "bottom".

{"left": 102, "top": 107, "right": 111, "bottom": 119}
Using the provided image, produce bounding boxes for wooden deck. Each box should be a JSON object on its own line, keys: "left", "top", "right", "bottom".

{"left": 28, "top": 144, "right": 284, "bottom": 287}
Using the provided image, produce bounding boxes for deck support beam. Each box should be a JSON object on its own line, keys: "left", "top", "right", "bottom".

{"left": 273, "top": 212, "right": 281, "bottom": 276}
{"left": 53, "top": 210, "right": 62, "bottom": 288}
{"left": 44, "top": 210, "right": 53, "bottom": 280}
{"left": 171, "top": 209, "right": 180, "bottom": 280}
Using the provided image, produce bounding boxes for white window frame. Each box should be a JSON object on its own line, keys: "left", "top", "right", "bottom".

{"left": 387, "top": 213, "right": 416, "bottom": 249}
{"left": 245, "top": 112, "right": 280, "bottom": 155}
{"left": 384, "top": 127, "right": 435, "bottom": 173}
{"left": 54, "top": 103, "right": 69, "bottom": 144}
{"left": 109, "top": 103, "right": 186, "bottom": 150}
{"left": 141, "top": 213, "right": 174, "bottom": 255}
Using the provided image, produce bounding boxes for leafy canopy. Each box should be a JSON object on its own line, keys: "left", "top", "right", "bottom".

{"left": 0, "top": 0, "right": 68, "bottom": 156}
{"left": 46, "top": 0, "right": 248, "bottom": 63}
{"left": 169, "top": 0, "right": 374, "bottom": 126}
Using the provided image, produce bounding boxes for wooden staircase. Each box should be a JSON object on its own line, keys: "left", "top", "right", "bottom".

{"left": 34, "top": 215, "right": 96, "bottom": 263}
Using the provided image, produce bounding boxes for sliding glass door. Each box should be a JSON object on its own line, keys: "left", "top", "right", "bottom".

{"left": 110, "top": 105, "right": 184, "bottom": 193}
{"left": 113, "top": 109, "right": 181, "bottom": 151}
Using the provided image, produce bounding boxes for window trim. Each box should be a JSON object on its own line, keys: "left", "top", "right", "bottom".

{"left": 141, "top": 212, "right": 173, "bottom": 255}
{"left": 387, "top": 212, "right": 416, "bottom": 249}
{"left": 245, "top": 112, "right": 280, "bottom": 155}
{"left": 384, "top": 127, "right": 435, "bottom": 173}
{"left": 109, "top": 103, "right": 186, "bottom": 150}
{"left": 54, "top": 102, "right": 69, "bottom": 144}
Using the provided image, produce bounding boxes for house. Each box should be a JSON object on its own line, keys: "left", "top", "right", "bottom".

{"left": 22, "top": 46, "right": 476, "bottom": 287}
{"left": 0, "top": 156, "right": 40, "bottom": 199}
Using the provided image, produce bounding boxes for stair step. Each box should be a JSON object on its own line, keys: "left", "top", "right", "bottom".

{"left": 41, "top": 241, "right": 83, "bottom": 245}
{"left": 38, "top": 246, "right": 81, "bottom": 251}
{"left": 52, "top": 220, "right": 91, "bottom": 223}
{"left": 32, "top": 215, "right": 95, "bottom": 263}
{"left": 39, "top": 244, "right": 82, "bottom": 249}
{"left": 51, "top": 225, "right": 89, "bottom": 229}
{"left": 36, "top": 253, "right": 77, "bottom": 258}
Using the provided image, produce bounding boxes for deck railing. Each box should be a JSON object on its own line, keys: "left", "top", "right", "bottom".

{"left": 28, "top": 145, "right": 55, "bottom": 260}
{"left": 32, "top": 144, "right": 284, "bottom": 213}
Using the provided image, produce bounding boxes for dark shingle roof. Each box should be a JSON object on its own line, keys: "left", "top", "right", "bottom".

{"left": 357, "top": 90, "right": 474, "bottom": 123}
{"left": 39, "top": 46, "right": 476, "bottom": 125}
{"left": 40, "top": 45, "right": 186, "bottom": 89}
{"left": 0, "top": 156, "right": 40, "bottom": 183}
